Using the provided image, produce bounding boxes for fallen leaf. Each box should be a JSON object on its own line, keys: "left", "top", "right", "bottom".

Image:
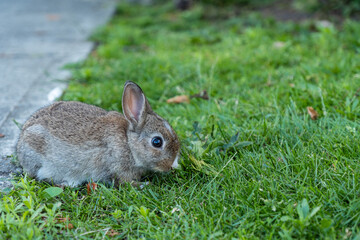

{"left": 107, "top": 229, "right": 120, "bottom": 237}
{"left": 167, "top": 95, "right": 190, "bottom": 104}
{"left": 86, "top": 182, "right": 98, "bottom": 195}
{"left": 190, "top": 90, "right": 209, "bottom": 100}
{"left": 46, "top": 14, "right": 60, "bottom": 21}
{"left": 0, "top": 133, "right": 4, "bottom": 138}
{"left": 56, "top": 217, "right": 70, "bottom": 223}
{"left": 307, "top": 107, "right": 319, "bottom": 120}
{"left": 289, "top": 83, "right": 295, "bottom": 88}
{"left": 57, "top": 217, "right": 74, "bottom": 230}
{"left": 65, "top": 223, "right": 74, "bottom": 230}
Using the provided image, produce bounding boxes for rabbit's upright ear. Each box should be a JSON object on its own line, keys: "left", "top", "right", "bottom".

{"left": 122, "top": 81, "right": 152, "bottom": 130}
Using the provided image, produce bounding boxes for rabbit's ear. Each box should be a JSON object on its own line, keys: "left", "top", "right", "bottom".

{"left": 122, "top": 81, "right": 152, "bottom": 130}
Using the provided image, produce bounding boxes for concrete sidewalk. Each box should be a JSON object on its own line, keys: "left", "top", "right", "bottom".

{"left": 0, "top": 0, "right": 117, "bottom": 189}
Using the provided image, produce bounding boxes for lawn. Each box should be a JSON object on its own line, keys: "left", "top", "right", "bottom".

{"left": 2, "top": 2, "right": 360, "bottom": 239}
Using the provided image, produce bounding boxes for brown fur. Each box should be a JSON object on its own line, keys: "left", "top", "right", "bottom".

{"left": 22, "top": 101, "right": 115, "bottom": 145}
{"left": 26, "top": 133, "right": 46, "bottom": 155}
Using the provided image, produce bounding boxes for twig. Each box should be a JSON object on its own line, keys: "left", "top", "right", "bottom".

{"left": 102, "top": 228, "right": 111, "bottom": 240}
{"left": 205, "top": 152, "right": 238, "bottom": 189}
{"left": 79, "top": 228, "right": 111, "bottom": 236}
{"left": 215, "top": 207, "right": 227, "bottom": 230}
{"left": 190, "top": 90, "right": 209, "bottom": 100}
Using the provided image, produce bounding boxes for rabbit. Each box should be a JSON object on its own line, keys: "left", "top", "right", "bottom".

{"left": 16, "top": 81, "right": 181, "bottom": 187}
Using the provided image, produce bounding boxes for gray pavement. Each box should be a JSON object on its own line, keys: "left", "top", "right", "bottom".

{"left": 0, "top": 0, "right": 117, "bottom": 190}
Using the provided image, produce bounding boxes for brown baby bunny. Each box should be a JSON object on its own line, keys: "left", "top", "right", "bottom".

{"left": 16, "top": 81, "right": 181, "bottom": 187}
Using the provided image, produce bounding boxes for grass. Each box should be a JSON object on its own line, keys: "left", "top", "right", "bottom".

{"left": 2, "top": 2, "right": 360, "bottom": 239}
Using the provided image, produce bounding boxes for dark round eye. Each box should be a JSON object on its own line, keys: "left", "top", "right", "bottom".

{"left": 151, "top": 136, "right": 163, "bottom": 148}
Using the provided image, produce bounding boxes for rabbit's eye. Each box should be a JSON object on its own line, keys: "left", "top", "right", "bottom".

{"left": 151, "top": 137, "right": 163, "bottom": 148}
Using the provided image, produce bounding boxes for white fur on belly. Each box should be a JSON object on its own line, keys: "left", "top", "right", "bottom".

{"left": 27, "top": 125, "right": 107, "bottom": 186}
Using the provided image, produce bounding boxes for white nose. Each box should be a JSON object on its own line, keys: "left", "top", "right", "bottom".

{"left": 171, "top": 155, "right": 179, "bottom": 169}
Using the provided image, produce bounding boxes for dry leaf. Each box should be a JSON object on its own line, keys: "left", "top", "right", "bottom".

{"left": 289, "top": 83, "right": 295, "bottom": 88}
{"left": 190, "top": 90, "right": 209, "bottom": 100}
{"left": 86, "top": 182, "right": 98, "bottom": 195}
{"left": 65, "top": 223, "right": 74, "bottom": 230}
{"left": 57, "top": 217, "right": 74, "bottom": 230}
{"left": 107, "top": 229, "right": 120, "bottom": 237}
{"left": 56, "top": 217, "right": 70, "bottom": 223}
{"left": 307, "top": 107, "right": 319, "bottom": 120}
{"left": 0, "top": 133, "right": 4, "bottom": 138}
{"left": 167, "top": 95, "right": 190, "bottom": 104}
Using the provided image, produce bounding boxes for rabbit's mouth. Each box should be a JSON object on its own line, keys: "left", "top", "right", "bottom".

{"left": 153, "top": 166, "right": 172, "bottom": 172}
{"left": 153, "top": 160, "right": 173, "bottom": 172}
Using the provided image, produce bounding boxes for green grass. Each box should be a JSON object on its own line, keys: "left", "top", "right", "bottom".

{"left": 2, "top": 2, "right": 360, "bottom": 239}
